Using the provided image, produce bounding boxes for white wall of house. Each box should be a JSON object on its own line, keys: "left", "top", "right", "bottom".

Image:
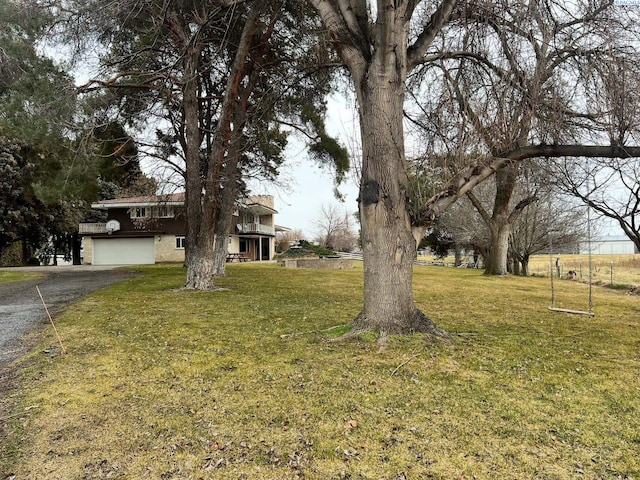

{"left": 228, "top": 235, "right": 240, "bottom": 254}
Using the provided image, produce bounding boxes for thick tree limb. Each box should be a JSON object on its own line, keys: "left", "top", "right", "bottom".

{"left": 506, "top": 144, "right": 640, "bottom": 160}
{"left": 466, "top": 190, "right": 490, "bottom": 226}
{"left": 421, "top": 144, "right": 640, "bottom": 224}
{"left": 337, "top": 0, "right": 368, "bottom": 49}
{"left": 507, "top": 194, "right": 539, "bottom": 225}
{"left": 407, "top": 0, "right": 458, "bottom": 71}
{"left": 309, "top": 0, "right": 369, "bottom": 76}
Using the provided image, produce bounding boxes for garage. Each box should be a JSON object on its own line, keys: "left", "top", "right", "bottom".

{"left": 92, "top": 237, "right": 155, "bottom": 265}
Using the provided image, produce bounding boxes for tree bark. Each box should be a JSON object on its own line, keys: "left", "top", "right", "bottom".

{"left": 181, "top": 41, "right": 215, "bottom": 289}
{"left": 350, "top": 59, "right": 447, "bottom": 338}
{"left": 185, "top": 231, "right": 217, "bottom": 289}
{"left": 511, "top": 256, "right": 520, "bottom": 276}
{"left": 210, "top": 155, "right": 241, "bottom": 277}
{"left": 182, "top": 10, "right": 257, "bottom": 289}
{"left": 72, "top": 231, "right": 81, "bottom": 265}
{"left": 475, "top": 165, "right": 537, "bottom": 276}
{"left": 306, "top": 0, "right": 456, "bottom": 338}
{"left": 485, "top": 221, "right": 511, "bottom": 275}
{"left": 520, "top": 256, "right": 530, "bottom": 276}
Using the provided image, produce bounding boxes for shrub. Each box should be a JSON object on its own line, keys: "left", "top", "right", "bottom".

{"left": 26, "top": 257, "right": 41, "bottom": 266}
{"left": 274, "top": 240, "right": 336, "bottom": 259}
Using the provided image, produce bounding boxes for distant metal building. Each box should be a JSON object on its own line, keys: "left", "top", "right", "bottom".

{"left": 579, "top": 235, "right": 638, "bottom": 255}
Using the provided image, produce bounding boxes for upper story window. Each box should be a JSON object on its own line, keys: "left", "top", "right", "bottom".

{"left": 130, "top": 207, "right": 148, "bottom": 219}
{"left": 242, "top": 214, "right": 260, "bottom": 224}
{"left": 153, "top": 205, "right": 174, "bottom": 218}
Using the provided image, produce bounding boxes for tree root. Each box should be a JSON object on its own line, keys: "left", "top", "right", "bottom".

{"left": 332, "top": 308, "right": 452, "bottom": 344}
{"left": 327, "top": 326, "right": 369, "bottom": 343}
{"left": 174, "top": 286, "right": 230, "bottom": 292}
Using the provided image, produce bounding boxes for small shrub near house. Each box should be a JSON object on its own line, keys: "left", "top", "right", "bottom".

{"left": 275, "top": 239, "right": 336, "bottom": 259}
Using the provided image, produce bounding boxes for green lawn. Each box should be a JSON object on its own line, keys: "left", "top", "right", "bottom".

{"left": 2, "top": 263, "right": 639, "bottom": 479}
{"left": 0, "top": 270, "right": 42, "bottom": 284}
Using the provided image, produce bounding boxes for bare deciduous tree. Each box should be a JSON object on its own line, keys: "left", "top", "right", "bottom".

{"left": 553, "top": 158, "right": 640, "bottom": 253}
{"left": 509, "top": 193, "right": 586, "bottom": 276}
{"left": 552, "top": 53, "right": 640, "bottom": 252}
{"left": 406, "top": 0, "right": 640, "bottom": 275}
{"left": 313, "top": 203, "right": 358, "bottom": 252}
{"left": 307, "top": 0, "right": 458, "bottom": 338}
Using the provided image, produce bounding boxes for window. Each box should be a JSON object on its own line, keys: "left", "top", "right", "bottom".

{"left": 239, "top": 238, "right": 250, "bottom": 253}
{"left": 242, "top": 214, "right": 259, "bottom": 224}
{"left": 130, "top": 207, "right": 148, "bottom": 219}
{"left": 153, "top": 205, "right": 174, "bottom": 218}
{"left": 175, "top": 236, "right": 186, "bottom": 249}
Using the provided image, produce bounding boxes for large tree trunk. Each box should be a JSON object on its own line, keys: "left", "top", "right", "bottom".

{"left": 181, "top": 42, "right": 217, "bottom": 290}
{"left": 181, "top": 11, "right": 257, "bottom": 289}
{"left": 485, "top": 221, "right": 511, "bottom": 275}
{"left": 185, "top": 229, "right": 217, "bottom": 289}
{"left": 308, "top": 0, "right": 457, "bottom": 338}
{"left": 350, "top": 66, "right": 447, "bottom": 338}
{"left": 483, "top": 166, "right": 518, "bottom": 275}
{"left": 211, "top": 105, "right": 246, "bottom": 277}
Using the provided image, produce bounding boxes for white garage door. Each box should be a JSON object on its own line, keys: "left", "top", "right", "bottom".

{"left": 93, "top": 238, "right": 155, "bottom": 265}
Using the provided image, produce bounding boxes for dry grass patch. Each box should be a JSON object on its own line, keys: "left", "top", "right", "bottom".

{"left": 1, "top": 263, "right": 639, "bottom": 479}
{"left": 529, "top": 254, "right": 640, "bottom": 288}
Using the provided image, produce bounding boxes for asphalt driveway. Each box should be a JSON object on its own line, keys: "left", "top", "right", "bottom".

{"left": 0, "top": 265, "right": 136, "bottom": 460}
{"left": 0, "top": 266, "right": 135, "bottom": 367}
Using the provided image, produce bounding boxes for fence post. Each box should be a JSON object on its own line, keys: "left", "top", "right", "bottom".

{"left": 610, "top": 261, "right": 614, "bottom": 286}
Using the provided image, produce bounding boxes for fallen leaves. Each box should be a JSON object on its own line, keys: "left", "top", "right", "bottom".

{"left": 344, "top": 419, "right": 358, "bottom": 430}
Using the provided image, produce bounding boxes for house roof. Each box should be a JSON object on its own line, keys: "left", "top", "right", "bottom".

{"left": 92, "top": 193, "right": 185, "bottom": 209}
{"left": 240, "top": 201, "right": 277, "bottom": 216}
{"left": 91, "top": 192, "right": 278, "bottom": 214}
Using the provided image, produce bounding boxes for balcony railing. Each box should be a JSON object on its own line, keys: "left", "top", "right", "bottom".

{"left": 237, "top": 223, "right": 274, "bottom": 235}
{"left": 79, "top": 223, "right": 107, "bottom": 234}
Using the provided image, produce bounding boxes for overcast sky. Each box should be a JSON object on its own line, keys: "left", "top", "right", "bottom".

{"left": 251, "top": 93, "right": 361, "bottom": 240}
{"left": 263, "top": 150, "right": 360, "bottom": 239}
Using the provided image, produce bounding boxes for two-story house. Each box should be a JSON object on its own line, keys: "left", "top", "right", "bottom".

{"left": 79, "top": 193, "right": 279, "bottom": 265}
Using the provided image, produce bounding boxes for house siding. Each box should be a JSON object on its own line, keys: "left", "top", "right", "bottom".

{"left": 83, "top": 237, "right": 93, "bottom": 265}
{"left": 155, "top": 235, "right": 186, "bottom": 263}
{"left": 81, "top": 194, "right": 277, "bottom": 265}
{"left": 105, "top": 209, "right": 186, "bottom": 234}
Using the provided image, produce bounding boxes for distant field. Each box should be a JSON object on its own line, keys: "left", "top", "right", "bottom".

{"left": 417, "top": 253, "right": 640, "bottom": 288}
{"left": 528, "top": 254, "right": 640, "bottom": 287}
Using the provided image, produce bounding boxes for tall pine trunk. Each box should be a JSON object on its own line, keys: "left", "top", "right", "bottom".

{"left": 181, "top": 44, "right": 218, "bottom": 290}
{"left": 211, "top": 107, "right": 245, "bottom": 277}
{"left": 182, "top": 11, "right": 256, "bottom": 289}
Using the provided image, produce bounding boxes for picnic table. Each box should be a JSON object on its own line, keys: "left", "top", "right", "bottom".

{"left": 226, "top": 253, "right": 249, "bottom": 262}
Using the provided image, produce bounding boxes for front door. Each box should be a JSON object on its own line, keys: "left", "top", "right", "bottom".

{"left": 261, "top": 238, "right": 270, "bottom": 261}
